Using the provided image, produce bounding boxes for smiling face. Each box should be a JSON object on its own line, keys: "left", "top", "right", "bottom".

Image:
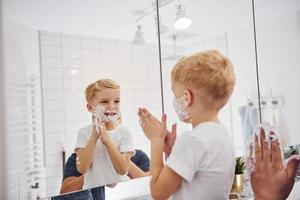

{"left": 87, "top": 88, "right": 121, "bottom": 118}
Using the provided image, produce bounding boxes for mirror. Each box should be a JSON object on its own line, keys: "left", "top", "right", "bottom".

{"left": 2, "top": 0, "right": 265, "bottom": 199}
{"left": 158, "top": 0, "right": 260, "bottom": 156}
{"left": 3, "top": 0, "right": 161, "bottom": 199}
{"left": 252, "top": 0, "right": 300, "bottom": 147}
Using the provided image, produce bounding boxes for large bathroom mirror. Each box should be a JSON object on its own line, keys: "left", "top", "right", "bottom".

{"left": 2, "top": 0, "right": 264, "bottom": 199}
{"left": 252, "top": 0, "right": 300, "bottom": 147}
{"left": 158, "top": 0, "right": 260, "bottom": 156}
{"left": 3, "top": 0, "right": 161, "bottom": 199}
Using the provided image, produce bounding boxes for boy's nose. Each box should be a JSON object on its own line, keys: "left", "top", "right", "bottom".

{"left": 107, "top": 102, "right": 114, "bottom": 110}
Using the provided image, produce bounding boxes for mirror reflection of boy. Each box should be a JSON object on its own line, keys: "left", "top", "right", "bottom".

{"left": 138, "top": 50, "right": 236, "bottom": 200}
{"left": 58, "top": 149, "right": 150, "bottom": 200}
{"left": 75, "top": 79, "right": 135, "bottom": 190}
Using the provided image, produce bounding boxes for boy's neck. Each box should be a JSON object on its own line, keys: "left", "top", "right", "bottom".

{"left": 190, "top": 111, "right": 220, "bottom": 128}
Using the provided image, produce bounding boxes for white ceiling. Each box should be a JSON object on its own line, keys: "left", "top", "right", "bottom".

{"left": 3, "top": 0, "right": 300, "bottom": 43}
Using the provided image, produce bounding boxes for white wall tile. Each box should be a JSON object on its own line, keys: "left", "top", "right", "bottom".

{"left": 82, "top": 49, "right": 100, "bottom": 59}
{"left": 117, "top": 52, "right": 132, "bottom": 62}
{"left": 63, "top": 79, "right": 83, "bottom": 89}
{"left": 43, "top": 100, "right": 64, "bottom": 110}
{"left": 101, "top": 60, "right": 117, "bottom": 69}
{"left": 81, "top": 38, "right": 99, "bottom": 50}
{"left": 44, "top": 110, "right": 65, "bottom": 122}
{"left": 43, "top": 89, "right": 63, "bottom": 100}
{"left": 41, "top": 57, "right": 62, "bottom": 68}
{"left": 62, "top": 57, "right": 82, "bottom": 68}
{"left": 45, "top": 154, "right": 63, "bottom": 166}
{"left": 132, "top": 45, "right": 147, "bottom": 54}
{"left": 65, "top": 110, "right": 86, "bottom": 120}
{"left": 61, "top": 36, "right": 81, "bottom": 48}
{"left": 100, "top": 40, "right": 117, "bottom": 51}
{"left": 45, "top": 144, "right": 64, "bottom": 157}
{"left": 44, "top": 133, "right": 64, "bottom": 145}
{"left": 101, "top": 50, "right": 117, "bottom": 61}
{"left": 64, "top": 100, "right": 85, "bottom": 110}
{"left": 82, "top": 58, "right": 101, "bottom": 69}
{"left": 63, "top": 88, "right": 84, "bottom": 99}
{"left": 117, "top": 42, "right": 132, "bottom": 52}
{"left": 133, "top": 71, "right": 148, "bottom": 81}
{"left": 42, "top": 67, "right": 62, "bottom": 78}
{"left": 62, "top": 68, "right": 83, "bottom": 79}
{"left": 43, "top": 78, "right": 63, "bottom": 89}
{"left": 65, "top": 119, "right": 87, "bottom": 132}
{"left": 62, "top": 47, "right": 81, "bottom": 58}
{"left": 45, "top": 165, "right": 63, "bottom": 178}
{"left": 133, "top": 53, "right": 148, "bottom": 64}
{"left": 41, "top": 46, "right": 61, "bottom": 57}
{"left": 44, "top": 121, "right": 64, "bottom": 132}
{"left": 40, "top": 34, "right": 61, "bottom": 46}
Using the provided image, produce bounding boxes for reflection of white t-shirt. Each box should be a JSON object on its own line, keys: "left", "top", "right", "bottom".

{"left": 166, "top": 122, "right": 235, "bottom": 200}
{"left": 75, "top": 124, "right": 134, "bottom": 189}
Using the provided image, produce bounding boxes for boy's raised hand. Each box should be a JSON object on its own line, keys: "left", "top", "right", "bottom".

{"left": 138, "top": 108, "right": 164, "bottom": 142}
{"left": 138, "top": 108, "right": 177, "bottom": 155}
{"left": 98, "top": 124, "right": 111, "bottom": 145}
{"left": 164, "top": 122, "right": 177, "bottom": 157}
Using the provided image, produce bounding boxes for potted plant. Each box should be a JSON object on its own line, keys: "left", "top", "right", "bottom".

{"left": 231, "top": 156, "right": 246, "bottom": 193}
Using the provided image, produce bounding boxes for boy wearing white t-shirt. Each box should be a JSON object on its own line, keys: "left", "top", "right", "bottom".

{"left": 75, "top": 79, "right": 134, "bottom": 189}
{"left": 138, "top": 50, "right": 236, "bottom": 200}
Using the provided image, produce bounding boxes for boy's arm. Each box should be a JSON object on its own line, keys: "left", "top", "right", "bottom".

{"left": 75, "top": 126, "right": 99, "bottom": 174}
{"left": 149, "top": 139, "right": 182, "bottom": 200}
{"left": 138, "top": 109, "right": 182, "bottom": 199}
{"left": 60, "top": 176, "right": 84, "bottom": 194}
{"left": 127, "top": 161, "right": 149, "bottom": 179}
{"left": 103, "top": 140, "right": 131, "bottom": 175}
{"left": 99, "top": 125, "right": 132, "bottom": 175}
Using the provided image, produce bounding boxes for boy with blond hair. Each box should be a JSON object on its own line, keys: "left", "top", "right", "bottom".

{"left": 138, "top": 50, "right": 236, "bottom": 200}
{"left": 75, "top": 79, "right": 135, "bottom": 190}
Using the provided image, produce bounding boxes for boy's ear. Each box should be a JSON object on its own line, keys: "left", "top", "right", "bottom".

{"left": 87, "top": 104, "right": 93, "bottom": 112}
{"left": 184, "top": 89, "right": 193, "bottom": 106}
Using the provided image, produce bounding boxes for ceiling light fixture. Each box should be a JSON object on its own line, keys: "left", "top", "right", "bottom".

{"left": 132, "top": 24, "right": 146, "bottom": 45}
{"left": 174, "top": 4, "right": 192, "bottom": 30}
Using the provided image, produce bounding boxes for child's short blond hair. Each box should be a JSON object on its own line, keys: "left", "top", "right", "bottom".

{"left": 85, "top": 79, "right": 120, "bottom": 103}
{"left": 171, "top": 50, "right": 235, "bottom": 109}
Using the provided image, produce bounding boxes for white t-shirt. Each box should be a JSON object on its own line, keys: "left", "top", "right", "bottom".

{"left": 166, "top": 122, "right": 235, "bottom": 200}
{"left": 75, "top": 124, "right": 134, "bottom": 189}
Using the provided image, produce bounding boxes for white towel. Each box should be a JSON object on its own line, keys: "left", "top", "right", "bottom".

{"left": 239, "top": 106, "right": 260, "bottom": 147}
{"left": 262, "top": 107, "right": 290, "bottom": 147}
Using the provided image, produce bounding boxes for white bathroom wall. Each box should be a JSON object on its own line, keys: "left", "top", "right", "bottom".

{"left": 0, "top": 0, "right": 8, "bottom": 198}
{"left": 2, "top": 19, "right": 45, "bottom": 200}
{"left": 255, "top": 12, "right": 300, "bottom": 147}
{"left": 39, "top": 31, "right": 162, "bottom": 196}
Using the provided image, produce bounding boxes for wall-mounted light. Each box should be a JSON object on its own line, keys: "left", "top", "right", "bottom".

{"left": 174, "top": 4, "right": 192, "bottom": 30}
{"left": 132, "top": 24, "right": 146, "bottom": 45}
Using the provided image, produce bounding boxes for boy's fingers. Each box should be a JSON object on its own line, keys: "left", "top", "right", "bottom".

{"left": 171, "top": 123, "right": 177, "bottom": 137}
{"left": 142, "top": 108, "right": 152, "bottom": 118}
{"left": 161, "top": 114, "right": 167, "bottom": 130}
